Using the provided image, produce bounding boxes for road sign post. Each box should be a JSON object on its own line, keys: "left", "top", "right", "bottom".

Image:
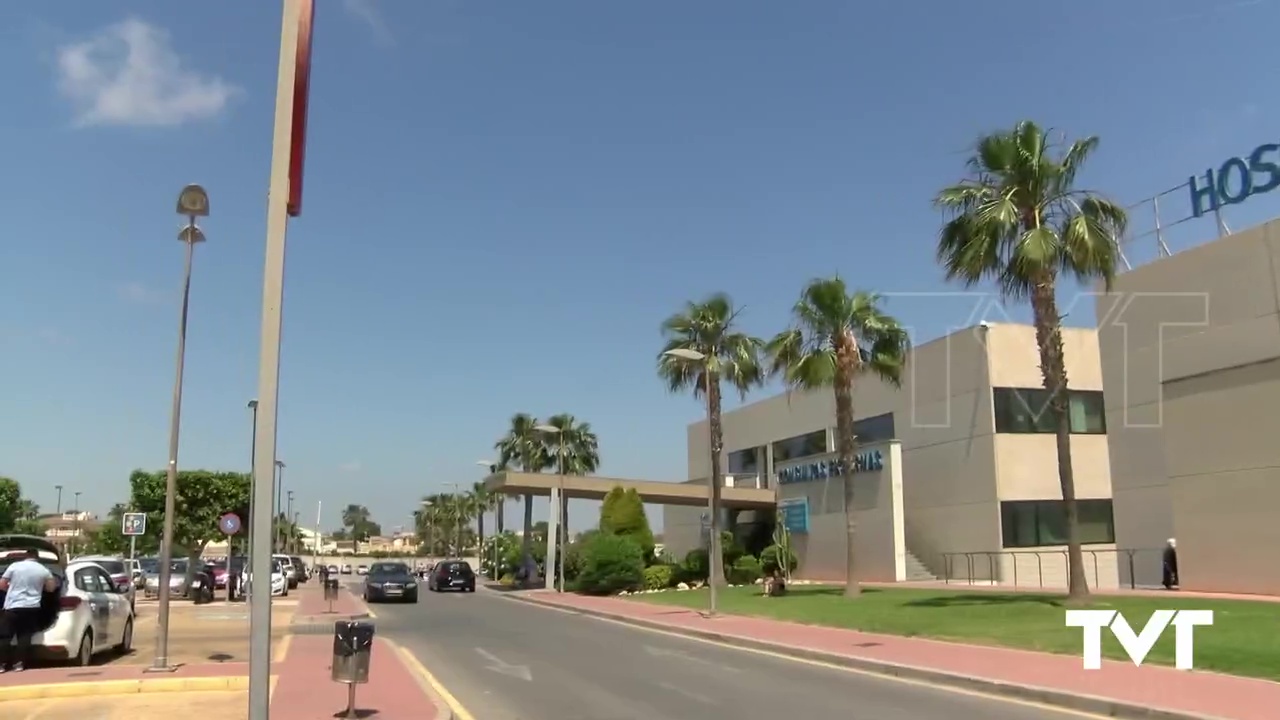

{"left": 123, "top": 513, "right": 146, "bottom": 564}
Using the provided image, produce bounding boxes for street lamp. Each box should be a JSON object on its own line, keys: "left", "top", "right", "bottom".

{"left": 274, "top": 461, "right": 286, "bottom": 552}
{"left": 54, "top": 485, "right": 63, "bottom": 515}
{"left": 664, "top": 347, "right": 721, "bottom": 617}
{"left": 420, "top": 499, "right": 435, "bottom": 560}
{"left": 154, "top": 183, "right": 210, "bottom": 672}
{"left": 286, "top": 490, "right": 295, "bottom": 553}
{"left": 246, "top": 400, "right": 258, "bottom": 585}
{"left": 72, "top": 492, "right": 82, "bottom": 554}
{"left": 477, "top": 460, "right": 501, "bottom": 575}
{"left": 534, "top": 424, "right": 567, "bottom": 592}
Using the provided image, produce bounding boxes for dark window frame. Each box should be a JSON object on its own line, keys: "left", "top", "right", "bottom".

{"left": 852, "top": 412, "right": 896, "bottom": 444}
{"left": 1000, "top": 499, "right": 1116, "bottom": 548}
{"left": 727, "top": 446, "right": 762, "bottom": 475}
{"left": 992, "top": 388, "right": 1107, "bottom": 435}
{"left": 770, "top": 429, "right": 828, "bottom": 463}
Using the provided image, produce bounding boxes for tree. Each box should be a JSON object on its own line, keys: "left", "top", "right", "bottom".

{"left": 495, "top": 413, "right": 553, "bottom": 585}
{"left": 128, "top": 469, "right": 251, "bottom": 571}
{"left": 657, "top": 293, "right": 765, "bottom": 589}
{"left": 766, "top": 278, "right": 909, "bottom": 597}
{"left": 0, "top": 477, "right": 20, "bottom": 532}
{"left": 934, "top": 121, "right": 1126, "bottom": 600}
{"left": 341, "top": 504, "right": 381, "bottom": 550}
{"left": 469, "top": 481, "right": 495, "bottom": 563}
{"left": 598, "top": 487, "right": 654, "bottom": 562}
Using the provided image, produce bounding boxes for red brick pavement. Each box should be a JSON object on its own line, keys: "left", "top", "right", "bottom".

{"left": 293, "top": 583, "right": 372, "bottom": 622}
{"left": 521, "top": 590, "right": 1276, "bottom": 720}
{"left": 269, "top": 635, "right": 440, "bottom": 719}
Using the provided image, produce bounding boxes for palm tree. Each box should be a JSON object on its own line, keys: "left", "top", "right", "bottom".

{"left": 657, "top": 293, "right": 765, "bottom": 589}
{"left": 766, "top": 277, "right": 909, "bottom": 597}
{"left": 469, "top": 482, "right": 494, "bottom": 562}
{"left": 934, "top": 120, "right": 1126, "bottom": 600}
{"left": 495, "top": 413, "right": 553, "bottom": 585}
{"left": 541, "top": 413, "right": 601, "bottom": 557}
{"left": 341, "top": 504, "right": 373, "bottom": 552}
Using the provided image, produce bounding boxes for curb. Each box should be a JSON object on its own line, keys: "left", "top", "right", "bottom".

{"left": 506, "top": 594, "right": 1233, "bottom": 720}
{"left": 0, "top": 675, "right": 249, "bottom": 702}
{"left": 387, "top": 640, "right": 458, "bottom": 720}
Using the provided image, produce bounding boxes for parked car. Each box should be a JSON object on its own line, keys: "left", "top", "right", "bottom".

{"left": 242, "top": 559, "right": 288, "bottom": 597}
{"left": 340, "top": 564, "right": 353, "bottom": 575}
{"left": 273, "top": 554, "right": 299, "bottom": 590}
{"left": 427, "top": 560, "right": 476, "bottom": 592}
{"left": 326, "top": 564, "right": 339, "bottom": 576}
{"left": 355, "top": 564, "right": 369, "bottom": 576}
{"left": 0, "top": 535, "right": 135, "bottom": 666}
{"left": 361, "top": 562, "right": 418, "bottom": 603}
{"left": 143, "top": 559, "right": 215, "bottom": 601}
{"left": 71, "top": 555, "right": 136, "bottom": 608}
{"left": 289, "top": 556, "right": 308, "bottom": 583}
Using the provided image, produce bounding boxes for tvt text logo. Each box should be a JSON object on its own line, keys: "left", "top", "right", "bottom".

{"left": 1065, "top": 609, "right": 1213, "bottom": 670}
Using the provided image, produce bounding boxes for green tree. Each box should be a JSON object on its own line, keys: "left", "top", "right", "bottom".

{"left": 766, "top": 277, "right": 909, "bottom": 597}
{"left": 598, "top": 486, "right": 654, "bottom": 562}
{"left": 341, "top": 504, "right": 381, "bottom": 550}
{"left": 934, "top": 121, "right": 1126, "bottom": 600}
{"left": 495, "top": 413, "right": 553, "bottom": 584}
{"left": 0, "top": 477, "right": 20, "bottom": 532}
{"left": 128, "top": 469, "right": 250, "bottom": 569}
{"left": 657, "top": 293, "right": 765, "bottom": 589}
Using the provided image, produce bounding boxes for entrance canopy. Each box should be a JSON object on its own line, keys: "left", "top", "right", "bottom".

{"left": 482, "top": 471, "right": 775, "bottom": 509}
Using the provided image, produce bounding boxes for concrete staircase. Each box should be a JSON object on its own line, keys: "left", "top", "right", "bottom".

{"left": 904, "top": 549, "right": 939, "bottom": 582}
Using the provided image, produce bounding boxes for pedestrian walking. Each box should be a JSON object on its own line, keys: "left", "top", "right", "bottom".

{"left": 0, "top": 548, "right": 59, "bottom": 673}
{"left": 1162, "top": 538, "right": 1179, "bottom": 590}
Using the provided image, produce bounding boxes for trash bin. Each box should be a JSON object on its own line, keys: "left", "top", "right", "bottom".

{"left": 331, "top": 621, "right": 374, "bottom": 684}
{"left": 324, "top": 577, "right": 340, "bottom": 601}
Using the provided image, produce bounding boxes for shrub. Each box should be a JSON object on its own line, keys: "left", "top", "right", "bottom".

{"left": 643, "top": 564, "right": 674, "bottom": 590}
{"left": 727, "top": 555, "right": 762, "bottom": 585}
{"left": 759, "top": 544, "right": 798, "bottom": 576}
{"left": 720, "top": 531, "right": 746, "bottom": 567}
{"left": 599, "top": 486, "right": 656, "bottom": 561}
{"left": 577, "top": 534, "right": 645, "bottom": 595}
{"left": 680, "top": 548, "right": 709, "bottom": 582}
{"left": 498, "top": 573, "right": 514, "bottom": 586}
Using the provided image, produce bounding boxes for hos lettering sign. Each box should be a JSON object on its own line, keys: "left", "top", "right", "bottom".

{"left": 1189, "top": 143, "right": 1280, "bottom": 218}
{"left": 1065, "top": 609, "right": 1213, "bottom": 670}
{"left": 777, "top": 450, "right": 883, "bottom": 485}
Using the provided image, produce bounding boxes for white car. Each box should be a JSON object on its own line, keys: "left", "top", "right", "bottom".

{"left": 241, "top": 560, "right": 288, "bottom": 597}
{"left": 272, "top": 554, "right": 299, "bottom": 590}
{"left": 1, "top": 536, "right": 134, "bottom": 666}
{"left": 71, "top": 555, "right": 137, "bottom": 608}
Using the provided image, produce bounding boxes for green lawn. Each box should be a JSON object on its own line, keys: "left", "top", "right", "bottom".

{"left": 631, "top": 585, "right": 1280, "bottom": 681}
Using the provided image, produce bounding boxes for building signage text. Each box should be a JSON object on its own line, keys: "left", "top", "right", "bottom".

{"left": 777, "top": 450, "right": 883, "bottom": 484}
{"left": 1189, "top": 143, "right": 1280, "bottom": 218}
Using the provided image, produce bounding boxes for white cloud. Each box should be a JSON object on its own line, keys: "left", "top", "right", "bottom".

{"left": 55, "top": 18, "right": 241, "bottom": 128}
{"left": 339, "top": 461, "right": 362, "bottom": 473}
{"left": 342, "top": 0, "right": 395, "bottom": 46}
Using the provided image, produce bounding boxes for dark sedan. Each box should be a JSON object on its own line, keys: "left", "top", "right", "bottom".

{"left": 361, "top": 562, "right": 419, "bottom": 603}
{"left": 427, "top": 560, "right": 476, "bottom": 592}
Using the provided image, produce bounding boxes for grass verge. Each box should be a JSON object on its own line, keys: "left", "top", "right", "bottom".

{"left": 630, "top": 585, "right": 1280, "bottom": 680}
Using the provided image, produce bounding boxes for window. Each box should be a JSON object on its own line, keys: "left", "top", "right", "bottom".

{"left": 1000, "top": 500, "right": 1115, "bottom": 548}
{"left": 74, "top": 568, "right": 102, "bottom": 593}
{"left": 771, "top": 430, "right": 828, "bottom": 463}
{"left": 993, "top": 388, "right": 1106, "bottom": 434}
{"left": 852, "top": 412, "right": 895, "bottom": 444}
{"left": 727, "top": 447, "right": 762, "bottom": 475}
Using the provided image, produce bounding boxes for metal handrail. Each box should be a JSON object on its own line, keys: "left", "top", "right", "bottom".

{"left": 939, "top": 547, "right": 1166, "bottom": 590}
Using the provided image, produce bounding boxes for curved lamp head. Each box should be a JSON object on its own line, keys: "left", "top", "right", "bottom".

{"left": 176, "top": 184, "right": 210, "bottom": 217}
{"left": 664, "top": 348, "right": 706, "bottom": 362}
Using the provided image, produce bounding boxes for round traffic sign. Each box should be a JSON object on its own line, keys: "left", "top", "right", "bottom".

{"left": 219, "top": 513, "right": 242, "bottom": 535}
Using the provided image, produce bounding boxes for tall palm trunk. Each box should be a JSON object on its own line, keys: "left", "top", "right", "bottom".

{"left": 833, "top": 334, "right": 861, "bottom": 597}
{"left": 476, "top": 509, "right": 485, "bottom": 566}
{"left": 1029, "top": 276, "right": 1089, "bottom": 599}
{"left": 707, "top": 379, "right": 727, "bottom": 589}
{"left": 521, "top": 493, "right": 534, "bottom": 587}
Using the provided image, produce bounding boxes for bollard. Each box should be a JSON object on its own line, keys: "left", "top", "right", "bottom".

{"left": 332, "top": 620, "right": 374, "bottom": 719}
{"left": 324, "top": 577, "right": 339, "bottom": 613}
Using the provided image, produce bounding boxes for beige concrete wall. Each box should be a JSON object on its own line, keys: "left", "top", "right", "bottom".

{"left": 776, "top": 442, "right": 905, "bottom": 582}
{"left": 670, "top": 323, "right": 1114, "bottom": 586}
{"left": 1098, "top": 218, "right": 1280, "bottom": 594}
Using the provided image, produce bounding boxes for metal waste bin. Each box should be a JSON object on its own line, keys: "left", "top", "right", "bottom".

{"left": 324, "top": 577, "right": 340, "bottom": 600}
{"left": 331, "top": 620, "right": 374, "bottom": 684}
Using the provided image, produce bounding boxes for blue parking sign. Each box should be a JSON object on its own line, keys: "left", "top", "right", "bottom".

{"left": 122, "top": 513, "right": 146, "bottom": 536}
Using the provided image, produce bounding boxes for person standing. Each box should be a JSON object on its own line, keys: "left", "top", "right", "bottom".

{"left": 0, "top": 548, "right": 58, "bottom": 673}
{"left": 1162, "top": 538, "right": 1179, "bottom": 590}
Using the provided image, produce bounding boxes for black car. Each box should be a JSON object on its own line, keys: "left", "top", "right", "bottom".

{"left": 362, "top": 562, "right": 419, "bottom": 603}
{"left": 428, "top": 560, "right": 476, "bottom": 593}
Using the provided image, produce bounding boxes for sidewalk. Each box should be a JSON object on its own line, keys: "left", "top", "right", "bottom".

{"left": 511, "top": 590, "right": 1276, "bottom": 720}
{"left": 0, "top": 587, "right": 448, "bottom": 719}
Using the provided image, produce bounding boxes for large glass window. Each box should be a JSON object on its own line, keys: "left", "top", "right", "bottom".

{"left": 1000, "top": 499, "right": 1115, "bottom": 548}
{"left": 771, "top": 429, "right": 828, "bottom": 463}
{"left": 993, "top": 388, "right": 1106, "bottom": 434}
{"left": 727, "top": 446, "right": 762, "bottom": 475}
{"left": 852, "top": 412, "right": 895, "bottom": 444}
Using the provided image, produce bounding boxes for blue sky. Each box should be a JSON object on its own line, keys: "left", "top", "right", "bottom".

{"left": 3, "top": 0, "right": 1280, "bottom": 533}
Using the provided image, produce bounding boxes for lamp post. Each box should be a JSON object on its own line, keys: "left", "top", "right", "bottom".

{"left": 152, "top": 184, "right": 210, "bottom": 673}
{"left": 54, "top": 485, "right": 63, "bottom": 515}
{"left": 246, "top": 400, "right": 258, "bottom": 588}
{"left": 476, "top": 460, "right": 500, "bottom": 576}
{"left": 72, "top": 492, "right": 82, "bottom": 555}
{"left": 534, "top": 425, "right": 567, "bottom": 592}
{"left": 274, "top": 461, "right": 286, "bottom": 552}
{"left": 420, "top": 500, "right": 434, "bottom": 560}
{"left": 286, "top": 490, "right": 295, "bottom": 553}
{"left": 664, "top": 347, "right": 720, "bottom": 617}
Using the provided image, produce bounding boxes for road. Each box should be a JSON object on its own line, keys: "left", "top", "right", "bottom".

{"left": 364, "top": 585, "right": 1096, "bottom": 720}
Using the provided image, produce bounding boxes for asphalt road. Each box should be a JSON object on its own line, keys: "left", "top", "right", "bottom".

{"left": 361, "top": 585, "right": 1095, "bottom": 720}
